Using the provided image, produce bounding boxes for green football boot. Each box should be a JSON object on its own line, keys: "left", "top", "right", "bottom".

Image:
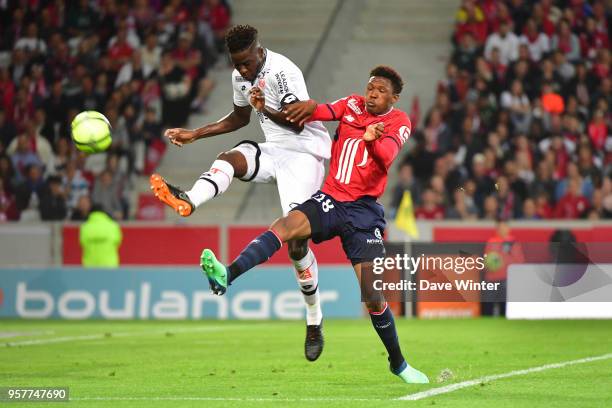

{"left": 200, "top": 249, "right": 228, "bottom": 295}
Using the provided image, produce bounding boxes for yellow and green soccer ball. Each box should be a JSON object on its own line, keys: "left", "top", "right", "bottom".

{"left": 71, "top": 111, "right": 112, "bottom": 154}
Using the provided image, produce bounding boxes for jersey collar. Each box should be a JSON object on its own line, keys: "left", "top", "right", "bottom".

{"left": 376, "top": 107, "right": 394, "bottom": 117}
{"left": 251, "top": 48, "right": 269, "bottom": 85}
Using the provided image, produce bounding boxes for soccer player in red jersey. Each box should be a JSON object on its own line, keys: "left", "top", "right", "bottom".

{"left": 201, "top": 66, "right": 429, "bottom": 383}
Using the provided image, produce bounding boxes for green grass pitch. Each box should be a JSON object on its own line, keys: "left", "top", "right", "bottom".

{"left": 1, "top": 319, "right": 611, "bottom": 407}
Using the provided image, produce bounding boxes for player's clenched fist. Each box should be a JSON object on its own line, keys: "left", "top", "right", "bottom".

{"left": 165, "top": 128, "right": 196, "bottom": 147}
{"left": 284, "top": 99, "right": 317, "bottom": 126}
{"left": 363, "top": 123, "right": 384, "bottom": 142}
{"left": 249, "top": 87, "right": 265, "bottom": 112}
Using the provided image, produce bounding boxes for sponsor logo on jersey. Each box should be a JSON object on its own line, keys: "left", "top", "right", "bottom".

{"left": 275, "top": 71, "right": 288, "bottom": 94}
{"left": 367, "top": 228, "right": 384, "bottom": 245}
{"left": 257, "top": 78, "right": 266, "bottom": 89}
{"left": 347, "top": 98, "right": 363, "bottom": 115}
{"left": 241, "top": 85, "right": 247, "bottom": 91}
{"left": 235, "top": 75, "right": 248, "bottom": 82}
{"left": 374, "top": 228, "right": 382, "bottom": 240}
{"left": 398, "top": 125, "right": 411, "bottom": 144}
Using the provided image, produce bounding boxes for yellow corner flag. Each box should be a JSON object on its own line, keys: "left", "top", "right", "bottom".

{"left": 395, "top": 191, "right": 419, "bottom": 239}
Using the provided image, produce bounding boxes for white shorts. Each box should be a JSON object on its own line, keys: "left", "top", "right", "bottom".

{"left": 231, "top": 141, "right": 325, "bottom": 215}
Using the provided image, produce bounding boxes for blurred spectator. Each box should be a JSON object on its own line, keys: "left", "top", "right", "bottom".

{"left": 39, "top": 175, "right": 67, "bottom": 221}
{"left": 484, "top": 20, "right": 519, "bottom": 65}
{"left": 414, "top": 188, "right": 445, "bottom": 220}
{"left": 501, "top": 80, "right": 531, "bottom": 133}
{"left": 0, "top": 108, "right": 17, "bottom": 148}
{"left": 482, "top": 195, "right": 500, "bottom": 220}
{"left": 92, "top": 169, "right": 123, "bottom": 220}
{"left": 71, "top": 195, "right": 92, "bottom": 222}
{"left": 63, "top": 160, "right": 90, "bottom": 215}
{"left": 140, "top": 32, "right": 162, "bottom": 76}
{"left": 0, "top": 177, "right": 18, "bottom": 221}
{"left": 446, "top": 189, "right": 478, "bottom": 219}
{"left": 389, "top": 162, "right": 421, "bottom": 217}
{"left": 14, "top": 163, "right": 45, "bottom": 221}
{"left": 554, "top": 178, "right": 590, "bottom": 218}
{"left": 0, "top": 154, "right": 17, "bottom": 193}
{"left": 159, "top": 51, "right": 192, "bottom": 127}
{"left": 519, "top": 18, "right": 550, "bottom": 62}
{"left": 200, "top": 0, "right": 232, "bottom": 53}
{"left": 7, "top": 123, "right": 54, "bottom": 173}
{"left": 551, "top": 19, "right": 581, "bottom": 62}
{"left": 521, "top": 197, "right": 538, "bottom": 219}
{"left": 14, "top": 22, "right": 47, "bottom": 57}
{"left": 9, "top": 134, "right": 43, "bottom": 181}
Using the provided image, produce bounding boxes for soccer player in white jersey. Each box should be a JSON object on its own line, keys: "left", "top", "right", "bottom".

{"left": 150, "top": 25, "right": 329, "bottom": 361}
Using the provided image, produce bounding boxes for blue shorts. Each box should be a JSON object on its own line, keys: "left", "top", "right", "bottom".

{"left": 292, "top": 190, "right": 386, "bottom": 265}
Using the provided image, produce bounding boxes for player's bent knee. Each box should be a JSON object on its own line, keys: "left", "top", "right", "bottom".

{"left": 216, "top": 151, "right": 246, "bottom": 177}
{"left": 287, "top": 240, "right": 308, "bottom": 260}
{"left": 216, "top": 151, "right": 233, "bottom": 163}
{"left": 365, "top": 301, "right": 386, "bottom": 314}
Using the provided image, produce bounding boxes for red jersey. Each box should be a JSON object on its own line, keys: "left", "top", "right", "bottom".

{"left": 309, "top": 94, "right": 411, "bottom": 202}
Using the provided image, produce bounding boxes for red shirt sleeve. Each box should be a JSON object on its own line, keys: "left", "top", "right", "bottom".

{"left": 366, "top": 116, "right": 411, "bottom": 168}
{"left": 365, "top": 137, "right": 400, "bottom": 169}
{"left": 309, "top": 97, "right": 348, "bottom": 122}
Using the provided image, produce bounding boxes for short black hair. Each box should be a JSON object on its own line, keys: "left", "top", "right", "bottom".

{"left": 370, "top": 65, "right": 403, "bottom": 94}
{"left": 225, "top": 24, "right": 258, "bottom": 53}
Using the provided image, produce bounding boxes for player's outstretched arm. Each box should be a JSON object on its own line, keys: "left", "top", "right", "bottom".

{"left": 165, "top": 104, "right": 252, "bottom": 147}
{"left": 283, "top": 100, "right": 318, "bottom": 127}
{"left": 250, "top": 87, "right": 305, "bottom": 133}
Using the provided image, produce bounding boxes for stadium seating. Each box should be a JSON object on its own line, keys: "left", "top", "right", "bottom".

{"left": 0, "top": 0, "right": 230, "bottom": 222}
{"left": 391, "top": 0, "right": 611, "bottom": 221}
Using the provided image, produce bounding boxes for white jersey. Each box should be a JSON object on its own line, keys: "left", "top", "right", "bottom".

{"left": 232, "top": 49, "right": 331, "bottom": 160}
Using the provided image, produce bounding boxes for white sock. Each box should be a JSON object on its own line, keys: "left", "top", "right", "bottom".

{"left": 186, "top": 160, "right": 234, "bottom": 207}
{"left": 292, "top": 248, "right": 322, "bottom": 326}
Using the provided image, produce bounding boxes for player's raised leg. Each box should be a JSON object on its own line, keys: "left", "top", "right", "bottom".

{"left": 150, "top": 148, "right": 248, "bottom": 217}
{"left": 355, "top": 262, "right": 429, "bottom": 384}
{"left": 200, "top": 210, "right": 312, "bottom": 294}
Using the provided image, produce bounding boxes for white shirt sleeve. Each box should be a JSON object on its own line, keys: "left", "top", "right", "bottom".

{"left": 270, "top": 64, "right": 310, "bottom": 109}
{"left": 232, "top": 72, "right": 250, "bottom": 107}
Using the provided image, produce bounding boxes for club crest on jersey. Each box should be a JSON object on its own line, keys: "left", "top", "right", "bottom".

{"left": 398, "top": 125, "right": 411, "bottom": 144}
{"left": 258, "top": 78, "right": 266, "bottom": 89}
{"left": 344, "top": 114, "right": 355, "bottom": 122}
{"left": 347, "top": 98, "right": 363, "bottom": 115}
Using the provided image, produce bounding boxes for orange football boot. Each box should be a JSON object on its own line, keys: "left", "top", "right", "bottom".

{"left": 150, "top": 173, "right": 195, "bottom": 217}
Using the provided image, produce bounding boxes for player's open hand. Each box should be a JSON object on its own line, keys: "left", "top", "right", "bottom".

{"left": 249, "top": 87, "right": 265, "bottom": 112}
{"left": 363, "top": 123, "right": 384, "bottom": 142}
{"left": 165, "top": 128, "right": 196, "bottom": 147}
{"left": 284, "top": 99, "right": 317, "bottom": 127}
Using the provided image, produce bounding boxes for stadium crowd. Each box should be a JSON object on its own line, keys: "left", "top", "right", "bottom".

{"left": 392, "top": 0, "right": 611, "bottom": 221}
{"left": 0, "top": 0, "right": 231, "bottom": 222}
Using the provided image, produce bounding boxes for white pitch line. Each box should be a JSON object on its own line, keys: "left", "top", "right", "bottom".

{"left": 72, "top": 397, "right": 383, "bottom": 402}
{"left": 0, "top": 324, "right": 272, "bottom": 348}
{"left": 399, "top": 352, "right": 612, "bottom": 401}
